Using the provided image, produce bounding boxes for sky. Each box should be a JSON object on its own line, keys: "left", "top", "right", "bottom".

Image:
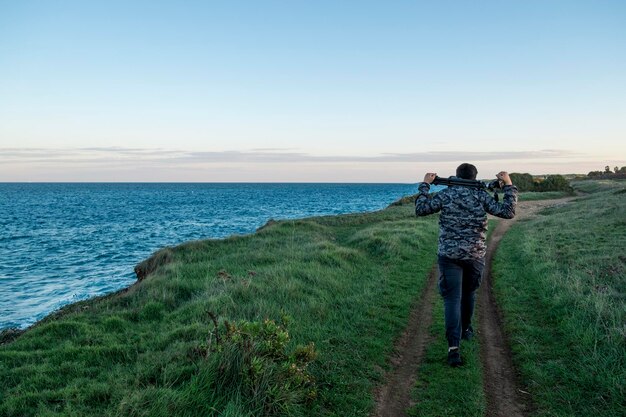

{"left": 1, "top": 0, "right": 625, "bottom": 182}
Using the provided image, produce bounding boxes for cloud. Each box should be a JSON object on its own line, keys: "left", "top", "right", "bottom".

{"left": 375, "top": 150, "right": 574, "bottom": 162}
{"left": 76, "top": 147, "right": 179, "bottom": 156}
{"left": 248, "top": 147, "right": 297, "bottom": 152}
{"left": 0, "top": 147, "right": 576, "bottom": 165}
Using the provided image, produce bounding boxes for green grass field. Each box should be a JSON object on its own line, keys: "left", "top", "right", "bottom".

{"left": 2, "top": 182, "right": 622, "bottom": 416}
{"left": 0, "top": 203, "right": 439, "bottom": 417}
{"left": 492, "top": 180, "right": 625, "bottom": 417}
{"left": 516, "top": 190, "right": 572, "bottom": 201}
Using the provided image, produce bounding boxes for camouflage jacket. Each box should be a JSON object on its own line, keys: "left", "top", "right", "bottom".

{"left": 415, "top": 181, "right": 518, "bottom": 259}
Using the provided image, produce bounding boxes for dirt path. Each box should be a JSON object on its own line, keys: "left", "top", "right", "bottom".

{"left": 478, "top": 198, "right": 575, "bottom": 417}
{"left": 373, "top": 197, "right": 576, "bottom": 417}
{"left": 373, "top": 267, "right": 438, "bottom": 417}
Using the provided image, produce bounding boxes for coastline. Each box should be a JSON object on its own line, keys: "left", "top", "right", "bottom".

{"left": 2, "top": 181, "right": 622, "bottom": 417}
{"left": 1, "top": 193, "right": 419, "bottom": 345}
{"left": 0, "top": 182, "right": 419, "bottom": 333}
{"left": 1, "top": 194, "right": 439, "bottom": 416}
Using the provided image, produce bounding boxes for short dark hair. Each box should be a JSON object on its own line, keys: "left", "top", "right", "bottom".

{"left": 456, "top": 163, "right": 477, "bottom": 180}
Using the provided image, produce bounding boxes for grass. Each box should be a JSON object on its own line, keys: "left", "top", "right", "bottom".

{"left": 0, "top": 184, "right": 595, "bottom": 416}
{"left": 516, "top": 190, "right": 572, "bottom": 201}
{"left": 408, "top": 298, "right": 485, "bottom": 417}
{"left": 0, "top": 202, "right": 439, "bottom": 417}
{"left": 492, "top": 180, "right": 626, "bottom": 416}
{"left": 570, "top": 178, "right": 626, "bottom": 194}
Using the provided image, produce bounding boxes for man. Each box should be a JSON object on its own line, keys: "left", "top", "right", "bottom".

{"left": 415, "top": 163, "right": 517, "bottom": 366}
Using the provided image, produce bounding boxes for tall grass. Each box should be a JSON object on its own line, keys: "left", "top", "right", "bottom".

{"left": 516, "top": 191, "right": 572, "bottom": 201}
{"left": 492, "top": 181, "right": 625, "bottom": 416}
{"left": 0, "top": 203, "right": 438, "bottom": 416}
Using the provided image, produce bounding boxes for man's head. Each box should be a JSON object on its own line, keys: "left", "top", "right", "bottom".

{"left": 456, "top": 163, "right": 478, "bottom": 180}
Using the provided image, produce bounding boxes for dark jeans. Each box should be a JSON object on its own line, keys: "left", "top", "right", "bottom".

{"left": 437, "top": 255, "right": 485, "bottom": 348}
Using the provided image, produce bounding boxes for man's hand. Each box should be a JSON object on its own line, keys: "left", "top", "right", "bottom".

{"left": 497, "top": 171, "right": 512, "bottom": 186}
{"left": 423, "top": 173, "right": 437, "bottom": 184}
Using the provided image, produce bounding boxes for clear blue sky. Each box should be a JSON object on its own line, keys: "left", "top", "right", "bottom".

{"left": 1, "top": 0, "right": 625, "bottom": 181}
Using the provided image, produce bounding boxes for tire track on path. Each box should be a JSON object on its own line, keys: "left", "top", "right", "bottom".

{"left": 373, "top": 198, "right": 575, "bottom": 417}
{"left": 479, "top": 198, "right": 575, "bottom": 417}
{"left": 373, "top": 267, "right": 438, "bottom": 417}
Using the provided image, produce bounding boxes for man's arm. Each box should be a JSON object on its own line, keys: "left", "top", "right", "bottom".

{"left": 482, "top": 171, "right": 518, "bottom": 219}
{"left": 415, "top": 172, "right": 444, "bottom": 216}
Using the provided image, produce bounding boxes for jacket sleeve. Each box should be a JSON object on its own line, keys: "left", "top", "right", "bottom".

{"left": 481, "top": 185, "right": 518, "bottom": 219}
{"left": 415, "top": 182, "right": 444, "bottom": 216}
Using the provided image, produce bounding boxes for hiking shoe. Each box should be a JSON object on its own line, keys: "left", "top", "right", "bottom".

{"left": 462, "top": 326, "right": 474, "bottom": 341}
{"left": 447, "top": 348, "right": 462, "bottom": 367}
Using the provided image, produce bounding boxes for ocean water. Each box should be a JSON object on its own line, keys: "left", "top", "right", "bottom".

{"left": 0, "top": 183, "right": 419, "bottom": 330}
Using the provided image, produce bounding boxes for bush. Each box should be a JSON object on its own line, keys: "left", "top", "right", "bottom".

{"left": 510, "top": 173, "right": 573, "bottom": 193}
{"left": 535, "top": 174, "right": 573, "bottom": 192}
{"left": 197, "top": 316, "right": 317, "bottom": 416}
{"left": 587, "top": 166, "right": 626, "bottom": 177}
{"left": 509, "top": 173, "right": 535, "bottom": 191}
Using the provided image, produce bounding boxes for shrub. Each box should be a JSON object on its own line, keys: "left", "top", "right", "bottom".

{"left": 535, "top": 174, "right": 573, "bottom": 192}
{"left": 510, "top": 173, "right": 572, "bottom": 192}
{"left": 197, "top": 316, "right": 317, "bottom": 416}
{"left": 509, "top": 173, "right": 535, "bottom": 191}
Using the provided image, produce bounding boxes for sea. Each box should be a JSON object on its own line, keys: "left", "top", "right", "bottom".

{"left": 0, "top": 183, "right": 421, "bottom": 330}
